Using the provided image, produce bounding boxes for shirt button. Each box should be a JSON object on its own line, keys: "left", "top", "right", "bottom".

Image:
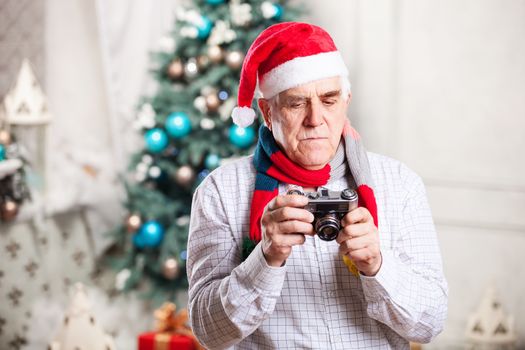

{"left": 327, "top": 290, "right": 336, "bottom": 298}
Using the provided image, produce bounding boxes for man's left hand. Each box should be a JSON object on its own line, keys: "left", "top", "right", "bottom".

{"left": 336, "top": 207, "right": 382, "bottom": 276}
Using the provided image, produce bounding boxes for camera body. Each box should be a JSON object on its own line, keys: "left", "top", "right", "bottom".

{"left": 288, "top": 187, "right": 359, "bottom": 241}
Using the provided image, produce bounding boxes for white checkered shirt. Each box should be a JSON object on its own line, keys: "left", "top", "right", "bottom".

{"left": 187, "top": 152, "right": 448, "bottom": 349}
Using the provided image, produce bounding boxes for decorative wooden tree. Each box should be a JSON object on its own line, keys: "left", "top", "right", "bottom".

{"left": 0, "top": 59, "right": 41, "bottom": 221}
{"left": 465, "top": 285, "right": 516, "bottom": 349}
{"left": 49, "top": 283, "right": 116, "bottom": 350}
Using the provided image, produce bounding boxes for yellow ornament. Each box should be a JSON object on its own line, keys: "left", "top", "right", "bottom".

{"left": 342, "top": 254, "right": 359, "bottom": 277}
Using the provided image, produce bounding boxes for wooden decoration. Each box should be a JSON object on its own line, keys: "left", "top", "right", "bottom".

{"left": 465, "top": 285, "right": 516, "bottom": 348}
{"left": 3, "top": 59, "right": 52, "bottom": 125}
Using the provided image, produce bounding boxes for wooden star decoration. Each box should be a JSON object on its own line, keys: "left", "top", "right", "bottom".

{"left": 39, "top": 236, "right": 48, "bottom": 246}
{"left": 24, "top": 260, "right": 38, "bottom": 277}
{"left": 0, "top": 317, "right": 5, "bottom": 335}
{"left": 89, "top": 266, "right": 103, "bottom": 282}
{"left": 8, "top": 287, "right": 23, "bottom": 306}
{"left": 5, "top": 240, "right": 21, "bottom": 259}
{"left": 61, "top": 230, "right": 70, "bottom": 241}
{"left": 8, "top": 333, "right": 27, "bottom": 350}
{"left": 72, "top": 250, "right": 86, "bottom": 267}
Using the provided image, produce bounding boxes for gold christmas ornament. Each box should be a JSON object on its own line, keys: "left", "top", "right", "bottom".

{"left": 175, "top": 165, "right": 195, "bottom": 186}
{"left": 162, "top": 258, "right": 180, "bottom": 280}
{"left": 197, "top": 55, "right": 210, "bottom": 70}
{"left": 0, "top": 130, "right": 12, "bottom": 145}
{"left": 225, "top": 50, "right": 244, "bottom": 70}
{"left": 207, "top": 45, "right": 224, "bottom": 63}
{"left": 205, "top": 93, "right": 221, "bottom": 113}
{"left": 126, "top": 214, "right": 142, "bottom": 233}
{"left": 0, "top": 200, "right": 18, "bottom": 221}
{"left": 167, "top": 59, "right": 184, "bottom": 80}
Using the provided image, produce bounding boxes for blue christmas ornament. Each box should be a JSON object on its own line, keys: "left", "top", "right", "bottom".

{"left": 132, "top": 232, "right": 146, "bottom": 249}
{"left": 0, "top": 144, "right": 5, "bottom": 161}
{"left": 196, "top": 16, "right": 213, "bottom": 39}
{"left": 206, "top": 0, "right": 225, "bottom": 4}
{"left": 229, "top": 125, "right": 255, "bottom": 149}
{"left": 204, "top": 154, "right": 221, "bottom": 170}
{"left": 180, "top": 250, "right": 188, "bottom": 260}
{"left": 218, "top": 90, "right": 229, "bottom": 101}
{"left": 139, "top": 220, "right": 165, "bottom": 247}
{"left": 273, "top": 4, "right": 283, "bottom": 19}
{"left": 197, "top": 169, "right": 210, "bottom": 184}
{"left": 165, "top": 112, "right": 191, "bottom": 139}
{"left": 145, "top": 128, "right": 168, "bottom": 153}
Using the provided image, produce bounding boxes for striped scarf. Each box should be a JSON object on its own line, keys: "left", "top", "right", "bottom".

{"left": 244, "top": 120, "right": 378, "bottom": 275}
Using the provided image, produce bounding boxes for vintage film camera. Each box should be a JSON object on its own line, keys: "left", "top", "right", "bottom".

{"left": 287, "top": 186, "right": 359, "bottom": 241}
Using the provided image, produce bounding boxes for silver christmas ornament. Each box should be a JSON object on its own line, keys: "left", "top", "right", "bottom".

{"left": 194, "top": 96, "right": 207, "bottom": 114}
{"left": 200, "top": 118, "right": 216, "bottom": 130}
{"left": 184, "top": 58, "right": 199, "bottom": 79}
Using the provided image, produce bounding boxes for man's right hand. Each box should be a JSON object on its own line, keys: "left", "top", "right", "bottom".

{"left": 261, "top": 194, "right": 315, "bottom": 267}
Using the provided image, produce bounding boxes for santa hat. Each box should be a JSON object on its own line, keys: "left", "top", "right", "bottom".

{"left": 231, "top": 22, "right": 350, "bottom": 127}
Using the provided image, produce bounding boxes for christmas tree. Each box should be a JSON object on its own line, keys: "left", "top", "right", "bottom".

{"left": 104, "top": 0, "right": 302, "bottom": 304}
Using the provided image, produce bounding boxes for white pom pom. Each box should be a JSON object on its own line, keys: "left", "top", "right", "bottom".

{"left": 231, "top": 106, "right": 256, "bottom": 128}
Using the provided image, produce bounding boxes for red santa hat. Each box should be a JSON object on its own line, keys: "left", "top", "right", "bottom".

{"left": 231, "top": 22, "right": 350, "bottom": 127}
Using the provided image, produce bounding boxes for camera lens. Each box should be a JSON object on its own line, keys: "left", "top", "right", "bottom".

{"left": 315, "top": 212, "right": 341, "bottom": 241}
{"left": 287, "top": 189, "right": 304, "bottom": 196}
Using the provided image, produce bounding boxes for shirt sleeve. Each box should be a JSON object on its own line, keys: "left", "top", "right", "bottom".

{"left": 359, "top": 169, "right": 448, "bottom": 343}
{"left": 186, "top": 175, "right": 287, "bottom": 349}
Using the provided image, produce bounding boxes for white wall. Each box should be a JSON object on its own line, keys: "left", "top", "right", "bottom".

{"left": 306, "top": 0, "right": 525, "bottom": 347}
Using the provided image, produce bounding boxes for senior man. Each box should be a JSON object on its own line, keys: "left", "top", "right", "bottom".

{"left": 187, "top": 22, "right": 448, "bottom": 349}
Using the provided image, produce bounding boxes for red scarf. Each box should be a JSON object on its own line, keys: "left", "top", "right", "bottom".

{"left": 245, "top": 122, "right": 378, "bottom": 274}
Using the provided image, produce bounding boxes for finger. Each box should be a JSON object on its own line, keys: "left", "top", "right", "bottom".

{"left": 338, "top": 235, "right": 374, "bottom": 254}
{"left": 346, "top": 247, "right": 376, "bottom": 264}
{"left": 271, "top": 207, "right": 314, "bottom": 223}
{"left": 277, "top": 220, "right": 315, "bottom": 236}
{"left": 341, "top": 207, "right": 373, "bottom": 226}
{"left": 336, "top": 223, "right": 372, "bottom": 243}
{"left": 268, "top": 194, "right": 309, "bottom": 211}
{"left": 277, "top": 233, "right": 307, "bottom": 246}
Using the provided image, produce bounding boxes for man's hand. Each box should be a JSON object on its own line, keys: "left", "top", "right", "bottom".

{"left": 337, "top": 207, "right": 382, "bottom": 276}
{"left": 261, "top": 194, "right": 315, "bottom": 267}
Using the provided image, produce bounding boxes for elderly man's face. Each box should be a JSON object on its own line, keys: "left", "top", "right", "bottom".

{"left": 258, "top": 76, "right": 351, "bottom": 170}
